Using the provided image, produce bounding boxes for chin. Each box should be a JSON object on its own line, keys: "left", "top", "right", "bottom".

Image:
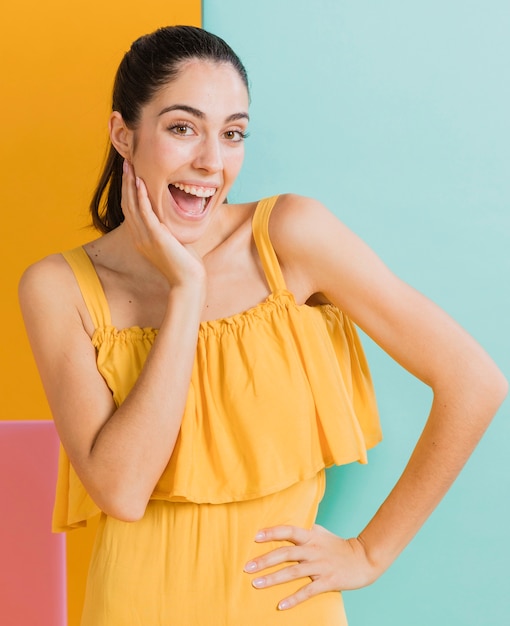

{"left": 165, "top": 220, "right": 211, "bottom": 246}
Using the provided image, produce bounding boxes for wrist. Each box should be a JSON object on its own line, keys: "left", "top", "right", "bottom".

{"left": 356, "top": 527, "right": 401, "bottom": 581}
{"left": 167, "top": 281, "right": 206, "bottom": 316}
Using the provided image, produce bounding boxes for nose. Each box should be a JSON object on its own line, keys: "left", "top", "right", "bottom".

{"left": 193, "top": 135, "right": 223, "bottom": 173}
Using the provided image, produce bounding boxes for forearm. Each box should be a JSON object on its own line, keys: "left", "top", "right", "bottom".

{"left": 84, "top": 284, "right": 205, "bottom": 519}
{"left": 358, "top": 364, "right": 507, "bottom": 576}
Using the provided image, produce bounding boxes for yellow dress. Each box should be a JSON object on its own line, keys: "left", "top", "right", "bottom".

{"left": 54, "top": 196, "right": 382, "bottom": 625}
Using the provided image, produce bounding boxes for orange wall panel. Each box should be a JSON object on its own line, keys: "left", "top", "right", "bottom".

{"left": 1, "top": 3, "right": 201, "bottom": 623}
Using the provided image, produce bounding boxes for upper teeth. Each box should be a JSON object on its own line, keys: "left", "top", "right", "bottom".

{"left": 172, "top": 183, "right": 216, "bottom": 198}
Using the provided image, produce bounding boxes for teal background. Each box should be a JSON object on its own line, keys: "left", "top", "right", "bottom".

{"left": 204, "top": 2, "right": 509, "bottom": 624}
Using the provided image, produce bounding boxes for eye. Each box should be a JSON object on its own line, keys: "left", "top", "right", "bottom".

{"left": 168, "top": 123, "right": 194, "bottom": 136}
{"left": 224, "top": 129, "right": 249, "bottom": 142}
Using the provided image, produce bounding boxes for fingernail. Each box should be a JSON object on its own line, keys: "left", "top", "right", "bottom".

{"left": 244, "top": 561, "right": 257, "bottom": 573}
{"left": 135, "top": 176, "right": 141, "bottom": 189}
{"left": 252, "top": 577, "right": 266, "bottom": 588}
{"left": 278, "top": 600, "right": 290, "bottom": 611}
{"left": 123, "top": 159, "right": 128, "bottom": 173}
{"left": 255, "top": 531, "right": 265, "bottom": 541}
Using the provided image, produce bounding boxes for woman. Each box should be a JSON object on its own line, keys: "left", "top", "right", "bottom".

{"left": 19, "top": 25, "right": 507, "bottom": 625}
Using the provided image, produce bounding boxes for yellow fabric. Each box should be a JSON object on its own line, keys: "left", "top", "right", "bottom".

{"left": 54, "top": 195, "right": 382, "bottom": 624}
{"left": 82, "top": 476, "right": 349, "bottom": 625}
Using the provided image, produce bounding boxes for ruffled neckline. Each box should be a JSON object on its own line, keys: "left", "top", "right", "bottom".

{"left": 92, "top": 290, "right": 340, "bottom": 342}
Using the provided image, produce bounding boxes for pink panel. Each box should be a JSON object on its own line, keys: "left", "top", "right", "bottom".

{"left": 0, "top": 421, "right": 67, "bottom": 626}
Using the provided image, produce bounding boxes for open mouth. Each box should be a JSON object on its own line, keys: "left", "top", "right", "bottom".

{"left": 168, "top": 182, "right": 216, "bottom": 217}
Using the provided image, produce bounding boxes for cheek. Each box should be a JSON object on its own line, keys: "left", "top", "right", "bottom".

{"left": 131, "top": 146, "right": 171, "bottom": 185}
{"left": 132, "top": 132, "right": 170, "bottom": 165}
{"left": 225, "top": 148, "right": 245, "bottom": 178}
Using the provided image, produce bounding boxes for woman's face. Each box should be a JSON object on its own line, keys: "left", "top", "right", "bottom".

{"left": 126, "top": 60, "right": 250, "bottom": 243}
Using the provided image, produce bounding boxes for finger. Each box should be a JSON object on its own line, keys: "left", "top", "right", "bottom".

{"left": 121, "top": 160, "right": 145, "bottom": 234}
{"left": 122, "top": 165, "right": 163, "bottom": 247}
{"left": 276, "top": 578, "right": 328, "bottom": 611}
{"left": 244, "top": 544, "right": 308, "bottom": 574}
{"left": 254, "top": 525, "right": 312, "bottom": 545}
{"left": 121, "top": 160, "right": 136, "bottom": 216}
{"left": 133, "top": 175, "right": 158, "bottom": 228}
{"left": 250, "top": 561, "right": 312, "bottom": 590}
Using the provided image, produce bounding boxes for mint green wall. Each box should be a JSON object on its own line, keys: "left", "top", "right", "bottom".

{"left": 204, "top": 2, "right": 509, "bottom": 624}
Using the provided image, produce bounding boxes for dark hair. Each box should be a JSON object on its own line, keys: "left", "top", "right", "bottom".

{"left": 90, "top": 25, "right": 249, "bottom": 233}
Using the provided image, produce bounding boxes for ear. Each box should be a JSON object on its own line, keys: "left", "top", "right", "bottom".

{"left": 109, "top": 111, "right": 134, "bottom": 159}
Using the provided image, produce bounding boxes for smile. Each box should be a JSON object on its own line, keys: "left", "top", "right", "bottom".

{"left": 169, "top": 182, "right": 217, "bottom": 217}
{"left": 171, "top": 182, "right": 217, "bottom": 198}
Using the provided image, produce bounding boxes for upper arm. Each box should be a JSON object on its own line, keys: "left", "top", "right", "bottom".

{"left": 270, "top": 194, "right": 504, "bottom": 396}
{"left": 18, "top": 256, "right": 117, "bottom": 472}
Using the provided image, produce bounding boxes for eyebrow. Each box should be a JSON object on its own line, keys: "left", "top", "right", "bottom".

{"left": 157, "top": 104, "right": 249, "bottom": 123}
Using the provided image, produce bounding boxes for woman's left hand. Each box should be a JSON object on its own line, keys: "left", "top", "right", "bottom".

{"left": 244, "top": 524, "right": 380, "bottom": 611}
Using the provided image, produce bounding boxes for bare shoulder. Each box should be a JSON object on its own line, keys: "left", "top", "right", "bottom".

{"left": 19, "top": 251, "right": 92, "bottom": 336}
{"left": 269, "top": 192, "right": 332, "bottom": 228}
{"left": 266, "top": 193, "right": 366, "bottom": 301}
{"left": 20, "top": 253, "right": 70, "bottom": 299}
{"left": 268, "top": 193, "right": 353, "bottom": 254}
{"left": 19, "top": 253, "right": 77, "bottom": 304}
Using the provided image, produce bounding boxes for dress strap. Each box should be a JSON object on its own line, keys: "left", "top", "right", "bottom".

{"left": 61, "top": 247, "right": 111, "bottom": 329}
{"left": 252, "top": 195, "right": 287, "bottom": 293}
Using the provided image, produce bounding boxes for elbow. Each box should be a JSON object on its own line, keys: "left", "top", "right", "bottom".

{"left": 101, "top": 499, "right": 148, "bottom": 523}
{"left": 434, "top": 355, "right": 508, "bottom": 420}
{"left": 105, "top": 503, "right": 147, "bottom": 524}
{"left": 92, "top": 486, "right": 150, "bottom": 523}
{"left": 479, "top": 361, "right": 508, "bottom": 410}
{"left": 83, "top": 455, "right": 157, "bottom": 522}
{"left": 464, "top": 362, "right": 509, "bottom": 427}
{"left": 494, "top": 370, "right": 509, "bottom": 406}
